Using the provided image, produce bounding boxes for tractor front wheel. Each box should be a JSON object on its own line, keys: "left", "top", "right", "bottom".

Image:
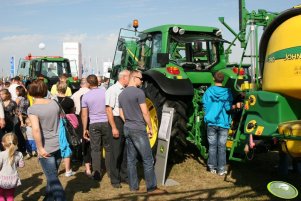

{"left": 142, "top": 80, "right": 191, "bottom": 162}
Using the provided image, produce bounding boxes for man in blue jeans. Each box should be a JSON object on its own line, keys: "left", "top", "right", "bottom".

{"left": 119, "top": 70, "right": 165, "bottom": 194}
{"left": 202, "top": 71, "right": 233, "bottom": 176}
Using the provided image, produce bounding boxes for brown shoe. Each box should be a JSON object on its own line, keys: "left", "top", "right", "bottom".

{"left": 147, "top": 188, "right": 167, "bottom": 195}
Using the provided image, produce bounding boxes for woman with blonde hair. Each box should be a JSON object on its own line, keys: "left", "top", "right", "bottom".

{"left": 0, "top": 133, "right": 24, "bottom": 201}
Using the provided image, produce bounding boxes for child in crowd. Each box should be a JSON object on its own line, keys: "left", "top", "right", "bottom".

{"left": 0, "top": 133, "right": 25, "bottom": 201}
{"left": 202, "top": 71, "right": 233, "bottom": 176}
{"left": 24, "top": 118, "right": 37, "bottom": 159}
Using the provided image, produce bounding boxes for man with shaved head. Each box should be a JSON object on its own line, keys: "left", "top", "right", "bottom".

{"left": 106, "top": 70, "right": 130, "bottom": 188}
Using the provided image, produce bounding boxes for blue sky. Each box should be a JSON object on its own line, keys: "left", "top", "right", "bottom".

{"left": 0, "top": 0, "right": 300, "bottom": 76}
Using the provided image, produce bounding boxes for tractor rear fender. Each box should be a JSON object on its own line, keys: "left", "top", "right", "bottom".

{"left": 143, "top": 70, "right": 194, "bottom": 96}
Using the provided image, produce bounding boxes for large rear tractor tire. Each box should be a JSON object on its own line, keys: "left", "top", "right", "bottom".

{"left": 142, "top": 80, "right": 192, "bottom": 163}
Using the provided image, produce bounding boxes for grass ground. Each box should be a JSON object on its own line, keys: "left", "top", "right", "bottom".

{"left": 14, "top": 151, "right": 301, "bottom": 201}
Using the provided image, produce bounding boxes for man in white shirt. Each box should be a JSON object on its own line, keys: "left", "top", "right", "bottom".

{"left": 71, "top": 78, "right": 90, "bottom": 115}
{"left": 71, "top": 78, "right": 91, "bottom": 175}
{"left": 105, "top": 70, "right": 130, "bottom": 188}
{"left": 8, "top": 76, "right": 21, "bottom": 101}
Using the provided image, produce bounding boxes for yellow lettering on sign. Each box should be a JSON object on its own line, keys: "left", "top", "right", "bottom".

{"left": 285, "top": 53, "right": 301, "bottom": 61}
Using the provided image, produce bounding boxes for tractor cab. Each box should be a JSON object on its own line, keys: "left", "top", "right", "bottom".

{"left": 111, "top": 24, "right": 230, "bottom": 81}
{"left": 167, "top": 31, "right": 229, "bottom": 72}
{"left": 17, "top": 55, "right": 79, "bottom": 92}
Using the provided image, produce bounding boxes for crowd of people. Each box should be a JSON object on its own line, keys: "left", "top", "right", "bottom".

{"left": 0, "top": 71, "right": 165, "bottom": 200}
{"left": 0, "top": 70, "right": 297, "bottom": 200}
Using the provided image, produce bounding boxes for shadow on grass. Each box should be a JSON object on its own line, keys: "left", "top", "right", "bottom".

{"left": 227, "top": 152, "right": 301, "bottom": 201}
{"left": 94, "top": 185, "right": 262, "bottom": 201}
{"left": 160, "top": 145, "right": 301, "bottom": 201}
{"left": 14, "top": 172, "right": 44, "bottom": 200}
{"left": 65, "top": 172, "right": 100, "bottom": 201}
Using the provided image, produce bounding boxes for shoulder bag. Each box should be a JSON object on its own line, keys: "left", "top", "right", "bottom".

{"left": 54, "top": 99, "right": 81, "bottom": 147}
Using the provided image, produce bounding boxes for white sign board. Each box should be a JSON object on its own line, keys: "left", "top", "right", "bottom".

{"left": 63, "top": 42, "right": 82, "bottom": 78}
{"left": 103, "top": 61, "right": 112, "bottom": 76}
{"left": 155, "top": 107, "right": 174, "bottom": 186}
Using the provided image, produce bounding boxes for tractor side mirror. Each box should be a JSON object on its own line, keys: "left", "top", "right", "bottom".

{"left": 157, "top": 53, "right": 169, "bottom": 67}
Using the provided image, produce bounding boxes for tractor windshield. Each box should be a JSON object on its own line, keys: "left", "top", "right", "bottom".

{"left": 40, "top": 60, "right": 71, "bottom": 78}
{"left": 169, "top": 33, "right": 221, "bottom": 71}
{"left": 17, "top": 59, "right": 30, "bottom": 77}
{"left": 112, "top": 29, "right": 152, "bottom": 78}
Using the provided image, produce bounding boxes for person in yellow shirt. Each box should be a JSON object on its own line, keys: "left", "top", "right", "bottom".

{"left": 51, "top": 74, "right": 72, "bottom": 97}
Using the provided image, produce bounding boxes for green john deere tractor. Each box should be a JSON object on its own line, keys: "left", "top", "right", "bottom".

{"left": 111, "top": 0, "right": 301, "bottom": 163}
{"left": 17, "top": 54, "right": 80, "bottom": 92}
{"left": 111, "top": 22, "right": 248, "bottom": 160}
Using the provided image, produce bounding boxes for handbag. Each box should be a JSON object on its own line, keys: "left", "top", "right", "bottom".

{"left": 63, "top": 115, "right": 81, "bottom": 147}
{"left": 66, "top": 113, "right": 79, "bottom": 128}
{"left": 54, "top": 99, "right": 81, "bottom": 147}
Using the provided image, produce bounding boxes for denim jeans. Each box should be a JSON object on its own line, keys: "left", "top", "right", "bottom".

{"left": 207, "top": 125, "right": 228, "bottom": 172}
{"left": 89, "top": 122, "right": 110, "bottom": 177}
{"left": 39, "top": 150, "right": 66, "bottom": 201}
{"left": 124, "top": 127, "right": 157, "bottom": 192}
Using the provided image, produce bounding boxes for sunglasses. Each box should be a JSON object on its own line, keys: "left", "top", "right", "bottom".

{"left": 134, "top": 76, "right": 143, "bottom": 81}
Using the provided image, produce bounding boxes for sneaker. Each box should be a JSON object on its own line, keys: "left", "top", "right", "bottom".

{"left": 209, "top": 169, "right": 217, "bottom": 174}
{"left": 147, "top": 188, "right": 168, "bottom": 195}
{"left": 24, "top": 153, "right": 32, "bottom": 160}
{"left": 32, "top": 151, "right": 38, "bottom": 157}
{"left": 92, "top": 171, "right": 102, "bottom": 181}
{"left": 65, "top": 170, "right": 75, "bottom": 177}
{"left": 218, "top": 170, "right": 227, "bottom": 176}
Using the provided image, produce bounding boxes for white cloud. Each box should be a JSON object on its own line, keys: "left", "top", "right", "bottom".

{"left": 60, "top": 33, "right": 88, "bottom": 43}
{"left": 0, "top": 33, "right": 117, "bottom": 77}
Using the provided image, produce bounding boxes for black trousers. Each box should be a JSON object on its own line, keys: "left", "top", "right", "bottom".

{"left": 89, "top": 122, "right": 110, "bottom": 176}
{"left": 109, "top": 116, "right": 128, "bottom": 184}
{"left": 76, "top": 115, "right": 91, "bottom": 164}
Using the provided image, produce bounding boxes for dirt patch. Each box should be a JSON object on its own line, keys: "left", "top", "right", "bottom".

{"left": 15, "top": 151, "right": 301, "bottom": 201}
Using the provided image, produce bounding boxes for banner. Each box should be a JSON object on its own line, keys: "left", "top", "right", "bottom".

{"left": 10, "top": 56, "right": 15, "bottom": 78}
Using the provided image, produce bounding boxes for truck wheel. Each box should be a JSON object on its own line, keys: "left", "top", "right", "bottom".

{"left": 142, "top": 80, "right": 190, "bottom": 162}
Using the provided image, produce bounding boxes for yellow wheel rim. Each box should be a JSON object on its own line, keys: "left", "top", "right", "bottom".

{"left": 146, "top": 98, "right": 158, "bottom": 148}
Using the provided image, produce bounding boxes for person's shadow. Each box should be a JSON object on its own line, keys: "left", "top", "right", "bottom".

{"left": 64, "top": 172, "right": 100, "bottom": 201}
{"left": 14, "top": 172, "right": 44, "bottom": 200}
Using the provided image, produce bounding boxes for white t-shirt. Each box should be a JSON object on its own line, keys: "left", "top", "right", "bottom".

{"left": 71, "top": 87, "right": 90, "bottom": 115}
{"left": 0, "top": 101, "right": 4, "bottom": 118}
{"left": 105, "top": 81, "right": 124, "bottom": 116}
{"left": 8, "top": 83, "right": 20, "bottom": 101}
